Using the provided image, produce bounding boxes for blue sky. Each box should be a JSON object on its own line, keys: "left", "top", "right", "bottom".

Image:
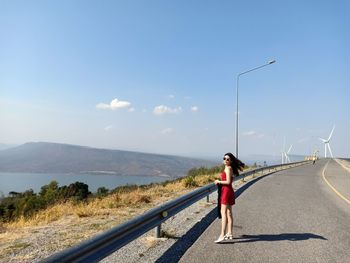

{"left": 1, "top": 1, "right": 349, "bottom": 160}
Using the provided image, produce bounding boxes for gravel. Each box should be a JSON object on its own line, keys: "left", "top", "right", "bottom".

{"left": 101, "top": 191, "right": 219, "bottom": 263}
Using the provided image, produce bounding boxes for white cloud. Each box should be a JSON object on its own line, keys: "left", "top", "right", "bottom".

{"left": 104, "top": 125, "right": 113, "bottom": 131}
{"left": 161, "top": 128, "right": 174, "bottom": 134}
{"left": 96, "top": 98, "right": 132, "bottom": 110}
{"left": 243, "top": 131, "right": 257, "bottom": 136}
{"left": 167, "top": 94, "right": 175, "bottom": 99}
{"left": 153, "top": 105, "right": 182, "bottom": 115}
{"left": 242, "top": 130, "right": 264, "bottom": 138}
{"left": 191, "top": 106, "right": 199, "bottom": 112}
{"left": 128, "top": 107, "right": 135, "bottom": 112}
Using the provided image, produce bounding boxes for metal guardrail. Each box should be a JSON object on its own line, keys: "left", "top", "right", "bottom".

{"left": 41, "top": 160, "right": 310, "bottom": 263}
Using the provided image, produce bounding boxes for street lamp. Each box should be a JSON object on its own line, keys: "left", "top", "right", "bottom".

{"left": 235, "top": 60, "right": 276, "bottom": 158}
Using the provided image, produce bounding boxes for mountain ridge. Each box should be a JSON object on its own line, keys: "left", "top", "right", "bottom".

{"left": 0, "top": 142, "right": 217, "bottom": 178}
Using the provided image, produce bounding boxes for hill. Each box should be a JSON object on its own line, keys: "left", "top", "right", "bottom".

{"left": 0, "top": 142, "right": 217, "bottom": 178}
{"left": 0, "top": 143, "right": 17, "bottom": 151}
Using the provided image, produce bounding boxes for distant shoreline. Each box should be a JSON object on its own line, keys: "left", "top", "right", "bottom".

{"left": 0, "top": 172, "right": 171, "bottom": 197}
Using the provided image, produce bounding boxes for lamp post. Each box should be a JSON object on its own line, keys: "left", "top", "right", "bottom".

{"left": 235, "top": 60, "right": 276, "bottom": 158}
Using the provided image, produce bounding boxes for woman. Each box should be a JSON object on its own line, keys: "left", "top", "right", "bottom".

{"left": 214, "top": 152, "right": 245, "bottom": 243}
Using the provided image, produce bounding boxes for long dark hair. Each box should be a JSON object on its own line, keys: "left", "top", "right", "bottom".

{"left": 224, "top": 152, "right": 245, "bottom": 176}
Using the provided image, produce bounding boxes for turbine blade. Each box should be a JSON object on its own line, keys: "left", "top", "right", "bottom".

{"left": 319, "top": 138, "right": 327, "bottom": 143}
{"left": 327, "top": 125, "right": 335, "bottom": 141}
{"left": 287, "top": 144, "right": 293, "bottom": 154}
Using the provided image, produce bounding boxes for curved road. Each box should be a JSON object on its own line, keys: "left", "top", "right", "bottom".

{"left": 179, "top": 159, "right": 350, "bottom": 262}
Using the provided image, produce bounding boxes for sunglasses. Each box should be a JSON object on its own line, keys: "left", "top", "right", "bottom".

{"left": 223, "top": 157, "right": 230, "bottom": 161}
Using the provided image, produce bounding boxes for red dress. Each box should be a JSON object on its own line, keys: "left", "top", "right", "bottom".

{"left": 220, "top": 171, "right": 235, "bottom": 205}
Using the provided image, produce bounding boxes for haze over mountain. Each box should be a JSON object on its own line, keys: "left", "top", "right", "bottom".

{"left": 0, "top": 142, "right": 217, "bottom": 178}
{"left": 243, "top": 153, "right": 306, "bottom": 166}
{"left": 0, "top": 143, "right": 17, "bottom": 151}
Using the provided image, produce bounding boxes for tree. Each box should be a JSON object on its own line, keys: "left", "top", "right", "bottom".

{"left": 96, "top": 187, "right": 109, "bottom": 198}
{"left": 39, "top": 181, "right": 59, "bottom": 204}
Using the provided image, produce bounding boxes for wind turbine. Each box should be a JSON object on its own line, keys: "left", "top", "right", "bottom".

{"left": 319, "top": 126, "right": 335, "bottom": 158}
{"left": 284, "top": 144, "right": 293, "bottom": 163}
{"left": 281, "top": 137, "right": 293, "bottom": 164}
{"left": 281, "top": 137, "right": 286, "bottom": 164}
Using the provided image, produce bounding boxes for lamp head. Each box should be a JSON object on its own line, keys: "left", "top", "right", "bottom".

{"left": 268, "top": 60, "right": 276, "bottom": 64}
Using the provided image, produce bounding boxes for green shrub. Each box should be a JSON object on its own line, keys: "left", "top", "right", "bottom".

{"left": 183, "top": 176, "right": 198, "bottom": 188}
{"left": 96, "top": 187, "right": 109, "bottom": 198}
{"left": 0, "top": 180, "right": 91, "bottom": 222}
{"left": 187, "top": 165, "right": 224, "bottom": 177}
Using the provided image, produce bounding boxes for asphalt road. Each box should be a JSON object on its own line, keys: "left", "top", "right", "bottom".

{"left": 179, "top": 159, "right": 350, "bottom": 263}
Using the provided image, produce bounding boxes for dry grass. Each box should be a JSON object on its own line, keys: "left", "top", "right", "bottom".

{"left": 2, "top": 167, "right": 271, "bottom": 233}
{"left": 0, "top": 176, "right": 211, "bottom": 262}
{"left": 2, "top": 173, "right": 215, "bottom": 232}
{"left": 5, "top": 203, "right": 76, "bottom": 229}
{"left": 2, "top": 167, "right": 277, "bottom": 260}
{"left": 0, "top": 174, "right": 213, "bottom": 260}
{"left": 5, "top": 170, "right": 268, "bottom": 233}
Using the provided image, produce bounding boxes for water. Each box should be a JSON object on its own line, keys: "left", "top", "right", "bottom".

{"left": 0, "top": 172, "right": 170, "bottom": 196}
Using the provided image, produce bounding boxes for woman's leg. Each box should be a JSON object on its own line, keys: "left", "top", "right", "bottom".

{"left": 226, "top": 205, "right": 233, "bottom": 236}
{"left": 220, "top": 204, "right": 228, "bottom": 238}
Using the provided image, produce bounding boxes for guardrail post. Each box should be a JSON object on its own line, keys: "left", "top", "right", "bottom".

{"left": 206, "top": 195, "right": 210, "bottom": 203}
{"left": 155, "top": 225, "right": 161, "bottom": 238}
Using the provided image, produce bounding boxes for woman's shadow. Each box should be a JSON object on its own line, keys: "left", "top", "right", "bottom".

{"left": 155, "top": 174, "right": 327, "bottom": 263}
{"left": 223, "top": 233, "right": 327, "bottom": 244}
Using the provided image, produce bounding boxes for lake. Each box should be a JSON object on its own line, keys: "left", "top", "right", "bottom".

{"left": 0, "top": 172, "right": 170, "bottom": 196}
